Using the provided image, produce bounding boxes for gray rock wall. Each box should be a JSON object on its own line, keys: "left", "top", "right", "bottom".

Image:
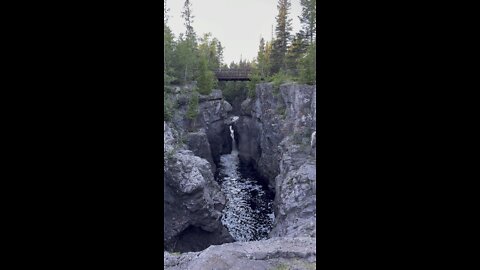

{"left": 164, "top": 237, "right": 316, "bottom": 270}
{"left": 164, "top": 122, "right": 234, "bottom": 252}
{"left": 169, "top": 89, "right": 234, "bottom": 173}
{"left": 232, "top": 83, "right": 317, "bottom": 238}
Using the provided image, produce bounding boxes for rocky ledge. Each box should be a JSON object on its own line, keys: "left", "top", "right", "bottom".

{"left": 164, "top": 122, "right": 234, "bottom": 252}
{"left": 164, "top": 237, "right": 316, "bottom": 270}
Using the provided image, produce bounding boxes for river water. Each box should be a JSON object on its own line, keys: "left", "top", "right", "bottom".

{"left": 215, "top": 124, "right": 275, "bottom": 242}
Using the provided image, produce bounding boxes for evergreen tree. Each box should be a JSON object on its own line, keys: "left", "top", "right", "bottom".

{"left": 181, "top": 0, "right": 195, "bottom": 40}
{"left": 271, "top": 0, "right": 293, "bottom": 73}
{"left": 257, "top": 37, "right": 266, "bottom": 78}
{"left": 186, "top": 91, "right": 199, "bottom": 131}
{"left": 264, "top": 41, "right": 272, "bottom": 77}
{"left": 285, "top": 33, "right": 308, "bottom": 76}
{"left": 164, "top": 1, "right": 176, "bottom": 84}
{"left": 180, "top": 0, "right": 197, "bottom": 83}
{"left": 197, "top": 55, "right": 215, "bottom": 95}
{"left": 299, "top": 0, "right": 316, "bottom": 44}
{"left": 216, "top": 41, "right": 224, "bottom": 67}
{"left": 174, "top": 35, "right": 196, "bottom": 84}
{"left": 298, "top": 42, "right": 316, "bottom": 84}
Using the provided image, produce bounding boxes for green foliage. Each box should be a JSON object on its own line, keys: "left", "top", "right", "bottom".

{"left": 269, "top": 39, "right": 284, "bottom": 75}
{"left": 269, "top": 71, "right": 295, "bottom": 93}
{"left": 164, "top": 94, "right": 174, "bottom": 122}
{"left": 256, "top": 37, "right": 268, "bottom": 78}
{"left": 164, "top": 1, "right": 224, "bottom": 87}
{"left": 181, "top": 0, "right": 195, "bottom": 40}
{"left": 198, "top": 33, "right": 223, "bottom": 70}
{"left": 248, "top": 0, "right": 315, "bottom": 86}
{"left": 271, "top": 0, "right": 293, "bottom": 74}
{"left": 164, "top": 72, "right": 175, "bottom": 87}
{"left": 285, "top": 33, "right": 308, "bottom": 76}
{"left": 173, "top": 36, "right": 198, "bottom": 84}
{"left": 247, "top": 69, "right": 261, "bottom": 98}
{"left": 274, "top": 264, "right": 290, "bottom": 270}
{"left": 186, "top": 91, "right": 199, "bottom": 120}
{"left": 298, "top": 42, "right": 316, "bottom": 85}
{"left": 219, "top": 81, "right": 248, "bottom": 105}
{"left": 196, "top": 55, "right": 215, "bottom": 95}
{"left": 299, "top": 0, "right": 316, "bottom": 44}
{"left": 247, "top": 87, "right": 256, "bottom": 99}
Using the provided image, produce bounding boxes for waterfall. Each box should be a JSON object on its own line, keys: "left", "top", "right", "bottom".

{"left": 215, "top": 119, "right": 274, "bottom": 242}
{"left": 230, "top": 125, "right": 237, "bottom": 152}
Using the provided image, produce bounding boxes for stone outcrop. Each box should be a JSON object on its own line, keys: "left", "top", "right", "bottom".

{"left": 164, "top": 122, "right": 234, "bottom": 252}
{"left": 233, "top": 83, "right": 317, "bottom": 238}
{"left": 186, "top": 129, "right": 216, "bottom": 173}
{"left": 270, "top": 137, "right": 316, "bottom": 238}
{"left": 164, "top": 82, "right": 317, "bottom": 258}
{"left": 164, "top": 237, "right": 316, "bottom": 270}
{"left": 169, "top": 89, "right": 233, "bottom": 171}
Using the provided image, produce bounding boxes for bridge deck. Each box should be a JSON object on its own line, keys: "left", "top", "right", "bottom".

{"left": 215, "top": 69, "right": 252, "bottom": 81}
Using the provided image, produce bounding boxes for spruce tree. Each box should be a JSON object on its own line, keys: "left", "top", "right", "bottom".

{"left": 298, "top": 42, "right": 316, "bottom": 85}
{"left": 271, "top": 0, "right": 292, "bottom": 73}
{"left": 197, "top": 55, "right": 215, "bottom": 95}
{"left": 180, "top": 0, "right": 197, "bottom": 83}
{"left": 257, "top": 37, "right": 266, "bottom": 78}
{"left": 285, "top": 33, "right": 308, "bottom": 76}
{"left": 299, "top": 0, "right": 316, "bottom": 44}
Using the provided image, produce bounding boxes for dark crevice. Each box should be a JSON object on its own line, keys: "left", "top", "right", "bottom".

{"left": 168, "top": 225, "right": 233, "bottom": 253}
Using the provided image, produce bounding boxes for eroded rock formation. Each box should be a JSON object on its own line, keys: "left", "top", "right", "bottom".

{"left": 164, "top": 122, "right": 234, "bottom": 252}
{"left": 164, "top": 237, "right": 316, "bottom": 270}
{"left": 233, "top": 82, "right": 317, "bottom": 238}
{"left": 163, "top": 82, "right": 317, "bottom": 263}
{"left": 164, "top": 88, "right": 237, "bottom": 252}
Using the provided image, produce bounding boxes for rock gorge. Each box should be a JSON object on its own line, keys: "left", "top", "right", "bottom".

{"left": 164, "top": 83, "right": 316, "bottom": 269}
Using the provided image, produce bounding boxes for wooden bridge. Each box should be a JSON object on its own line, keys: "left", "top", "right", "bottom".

{"left": 214, "top": 68, "right": 252, "bottom": 81}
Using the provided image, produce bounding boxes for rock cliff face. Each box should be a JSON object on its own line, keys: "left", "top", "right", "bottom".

{"left": 233, "top": 83, "right": 317, "bottom": 238}
{"left": 164, "top": 237, "right": 316, "bottom": 270}
{"left": 169, "top": 89, "right": 233, "bottom": 173}
{"left": 163, "top": 83, "right": 316, "bottom": 263}
{"left": 164, "top": 120, "right": 234, "bottom": 252}
{"left": 164, "top": 89, "right": 238, "bottom": 251}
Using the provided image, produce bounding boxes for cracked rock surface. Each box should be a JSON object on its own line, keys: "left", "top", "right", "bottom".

{"left": 164, "top": 237, "right": 316, "bottom": 270}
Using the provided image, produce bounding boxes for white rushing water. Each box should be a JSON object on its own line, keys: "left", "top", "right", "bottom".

{"left": 216, "top": 124, "right": 274, "bottom": 242}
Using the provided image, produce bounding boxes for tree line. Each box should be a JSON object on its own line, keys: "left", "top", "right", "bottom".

{"left": 164, "top": 0, "right": 223, "bottom": 95}
{"left": 251, "top": 0, "right": 316, "bottom": 87}
{"left": 164, "top": 0, "right": 316, "bottom": 121}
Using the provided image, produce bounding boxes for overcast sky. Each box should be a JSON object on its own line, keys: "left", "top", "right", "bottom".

{"left": 165, "top": 0, "right": 302, "bottom": 65}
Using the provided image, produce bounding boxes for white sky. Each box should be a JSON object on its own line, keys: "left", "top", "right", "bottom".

{"left": 165, "top": 0, "right": 302, "bottom": 65}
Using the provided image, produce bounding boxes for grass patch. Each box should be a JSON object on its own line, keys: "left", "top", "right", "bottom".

{"left": 274, "top": 264, "right": 290, "bottom": 270}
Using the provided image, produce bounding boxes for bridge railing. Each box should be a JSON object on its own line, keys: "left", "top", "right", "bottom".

{"left": 214, "top": 68, "right": 252, "bottom": 80}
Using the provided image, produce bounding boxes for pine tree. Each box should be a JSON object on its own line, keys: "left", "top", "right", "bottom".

{"left": 299, "top": 0, "right": 316, "bottom": 44}
{"left": 186, "top": 91, "right": 199, "bottom": 131}
{"left": 180, "top": 0, "right": 197, "bottom": 83}
{"left": 257, "top": 37, "right": 266, "bottom": 78}
{"left": 197, "top": 55, "right": 215, "bottom": 95}
{"left": 271, "top": 0, "right": 293, "bottom": 73}
{"left": 298, "top": 42, "right": 316, "bottom": 84}
{"left": 181, "top": 0, "right": 195, "bottom": 40}
{"left": 216, "top": 41, "right": 224, "bottom": 67}
{"left": 164, "top": 1, "right": 176, "bottom": 84}
{"left": 285, "top": 33, "right": 308, "bottom": 76}
{"left": 264, "top": 41, "right": 272, "bottom": 77}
